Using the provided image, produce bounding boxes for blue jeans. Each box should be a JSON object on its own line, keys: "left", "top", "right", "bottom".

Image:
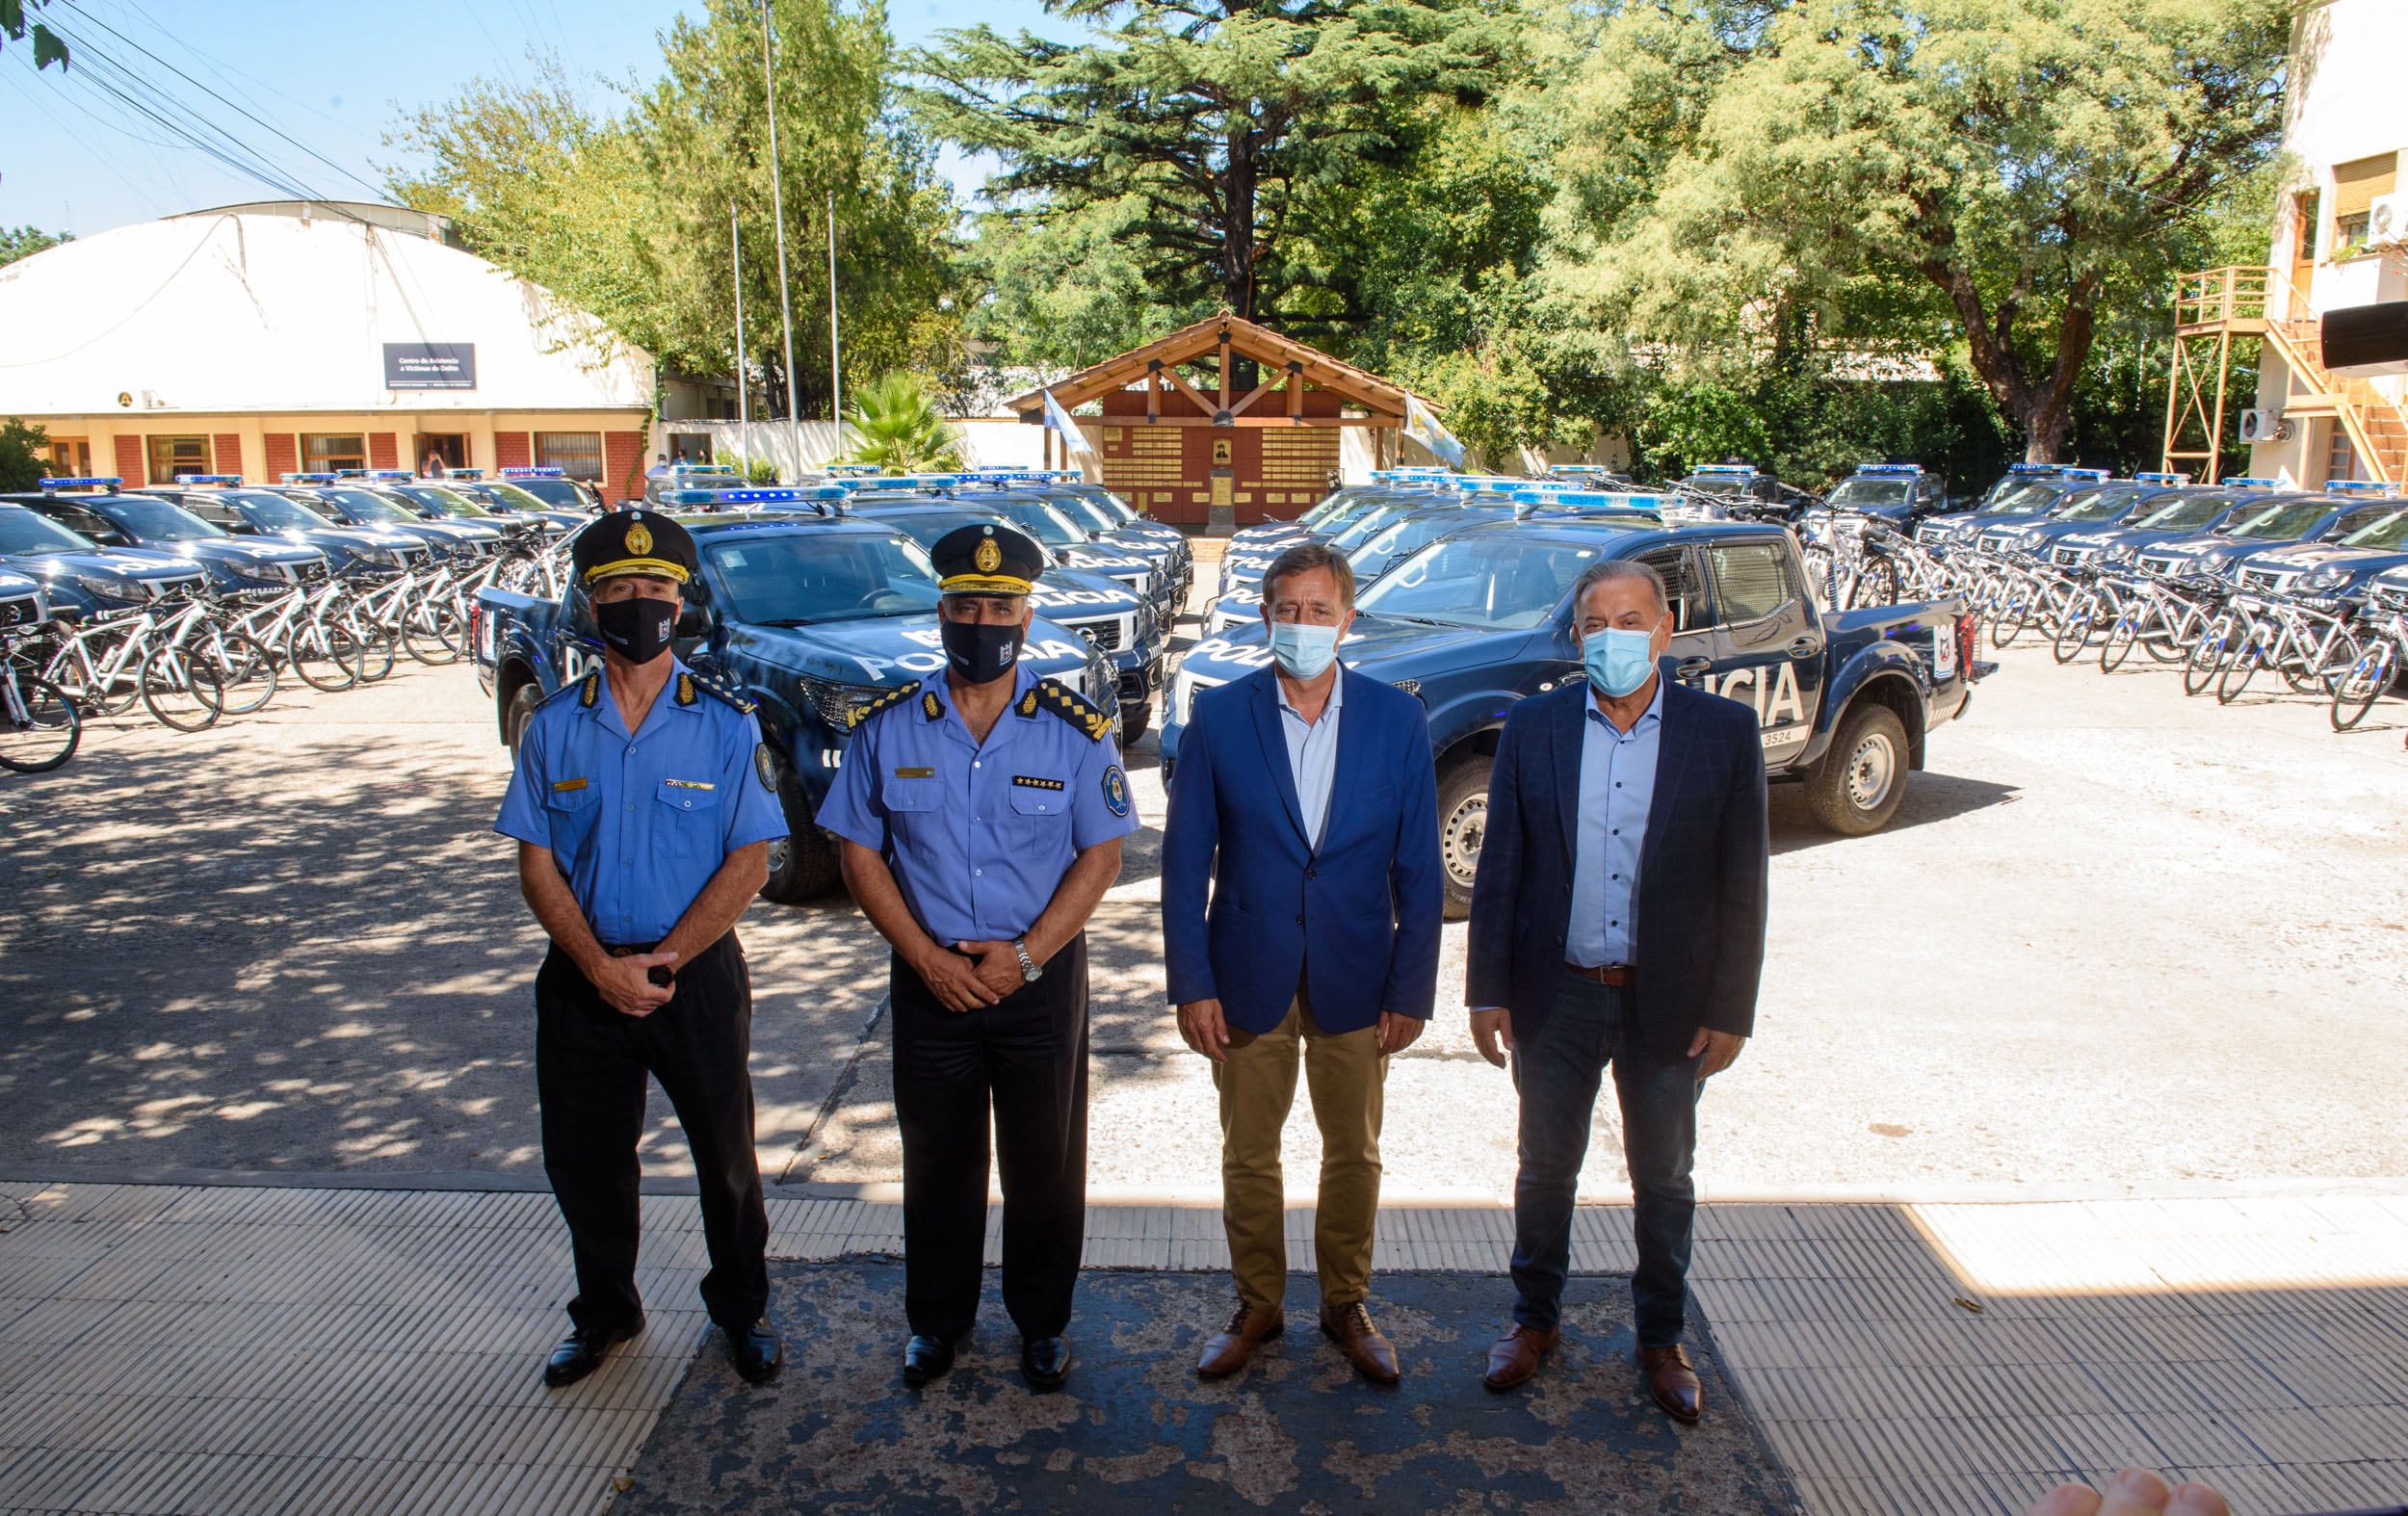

{"left": 1509, "top": 970, "right": 1702, "bottom": 1347}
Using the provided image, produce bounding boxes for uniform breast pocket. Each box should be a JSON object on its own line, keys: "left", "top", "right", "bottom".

{"left": 655, "top": 780, "right": 723, "bottom": 859}
{"left": 545, "top": 783, "right": 601, "bottom": 863}
{"left": 1008, "top": 777, "right": 1071, "bottom": 830}
{"left": 882, "top": 777, "right": 939, "bottom": 815}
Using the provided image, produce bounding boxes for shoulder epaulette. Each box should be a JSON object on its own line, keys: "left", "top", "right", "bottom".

{"left": 678, "top": 669, "right": 757, "bottom": 715}
{"left": 1033, "top": 676, "right": 1113, "bottom": 742}
{"left": 849, "top": 680, "right": 923, "bottom": 730}
{"left": 563, "top": 670, "right": 599, "bottom": 708}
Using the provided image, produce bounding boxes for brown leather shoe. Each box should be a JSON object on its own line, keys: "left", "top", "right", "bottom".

{"left": 1319, "top": 1301, "right": 1400, "bottom": 1385}
{"left": 1640, "top": 1344, "right": 1703, "bottom": 1423}
{"left": 1196, "top": 1300, "right": 1284, "bottom": 1378}
{"left": 1481, "top": 1324, "right": 1558, "bottom": 1392}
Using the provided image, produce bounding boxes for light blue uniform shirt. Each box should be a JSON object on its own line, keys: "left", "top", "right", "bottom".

{"left": 817, "top": 665, "right": 1139, "bottom": 944}
{"left": 1274, "top": 663, "right": 1344, "bottom": 849}
{"left": 1566, "top": 680, "right": 1663, "bottom": 968}
{"left": 495, "top": 659, "right": 790, "bottom": 946}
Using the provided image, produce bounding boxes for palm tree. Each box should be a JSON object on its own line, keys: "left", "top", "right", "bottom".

{"left": 839, "top": 372, "right": 965, "bottom": 475}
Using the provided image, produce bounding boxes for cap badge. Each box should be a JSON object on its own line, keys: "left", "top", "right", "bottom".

{"left": 975, "top": 537, "right": 1003, "bottom": 573}
{"left": 627, "top": 521, "right": 653, "bottom": 556}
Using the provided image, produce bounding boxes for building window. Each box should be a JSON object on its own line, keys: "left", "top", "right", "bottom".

{"left": 47, "top": 438, "right": 92, "bottom": 477}
{"left": 2332, "top": 151, "right": 2398, "bottom": 256}
{"left": 303, "top": 433, "right": 367, "bottom": 472}
{"left": 536, "top": 431, "right": 604, "bottom": 481}
{"left": 146, "top": 434, "right": 211, "bottom": 484}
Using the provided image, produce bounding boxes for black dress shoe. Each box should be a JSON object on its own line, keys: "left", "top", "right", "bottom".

{"left": 728, "top": 1319, "right": 781, "bottom": 1384}
{"left": 903, "top": 1333, "right": 957, "bottom": 1388}
{"left": 542, "top": 1317, "right": 643, "bottom": 1388}
{"left": 1021, "top": 1335, "right": 1071, "bottom": 1393}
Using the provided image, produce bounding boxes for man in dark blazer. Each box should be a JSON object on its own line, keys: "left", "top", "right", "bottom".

{"left": 1163, "top": 542, "right": 1444, "bottom": 1383}
{"left": 1467, "top": 557, "right": 1767, "bottom": 1423}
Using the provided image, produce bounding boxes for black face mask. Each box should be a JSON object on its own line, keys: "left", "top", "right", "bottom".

{"left": 940, "top": 616, "right": 1023, "bottom": 685}
{"left": 595, "top": 595, "right": 677, "bottom": 666}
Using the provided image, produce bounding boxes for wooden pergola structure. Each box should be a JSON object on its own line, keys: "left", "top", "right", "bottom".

{"left": 1001, "top": 311, "right": 1435, "bottom": 528}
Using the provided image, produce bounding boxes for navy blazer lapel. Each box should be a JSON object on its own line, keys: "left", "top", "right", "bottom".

{"left": 1246, "top": 669, "right": 1311, "bottom": 846}
{"left": 1637, "top": 680, "right": 1695, "bottom": 887}
{"left": 1320, "top": 665, "right": 1367, "bottom": 846}
{"left": 1551, "top": 685, "right": 1585, "bottom": 870}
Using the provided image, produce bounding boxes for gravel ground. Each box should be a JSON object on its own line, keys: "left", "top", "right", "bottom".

{"left": 4, "top": 609, "right": 2404, "bottom": 1198}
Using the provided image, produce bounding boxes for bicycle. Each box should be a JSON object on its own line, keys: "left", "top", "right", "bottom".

{"left": 0, "top": 629, "right": 79, "bottom": 773}
{"left": 2215, "top": 594, "right": 2363, "bottom": 706}
{"left": 2097, "top": 572, "right": 2211, "bottom": 672}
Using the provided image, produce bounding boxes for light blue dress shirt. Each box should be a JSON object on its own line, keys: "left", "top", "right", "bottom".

{"left": 494, "top": 659, "right": 790, "bottom": 946}
{"left": 816, "top": 665, "right": 1139, "bottom": 944}
{"left": 1274, "top": 663, "right": 1344, "bottom": 849}
{"left": 1565, "top": 680, "right": 1663, "bottom": 968}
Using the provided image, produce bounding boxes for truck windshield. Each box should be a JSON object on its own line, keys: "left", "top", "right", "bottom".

{"left": 1985, "top": 484, "right": 2064, "bottom": 515}
{"left": 395, "top": 484, "right": 492, "bottom": 518}
{"left": 979, "top": 497, "right": 1088, "bottom": 549}
{"left": 0, "top": 508, "right": 97, "bottom": 556}
{"left": 1356, "top": 536, "right": 1600, "bottom": 630}
{"left": 2133, "top": 495, "right": 2229, "bottom": 532}
{"left": 317, "top": 488, "right": 418, "bottom": 524}
{"left": 2342, "top": 510, "right": 2408, "bottom": 550}
{"left": 510, "top": 479, "right": 591, "bottom": 510}
{"left": 247, "top": 496, "right": 342, "bottom": 532}
{"left": 2224, "top": 501, "right": 2333, "bottom": 540}
{"left": 866, "top": 510, "right": 1060, "bottom": 567}
{"left": 703, "top": 534, "right": 941, "bottom": 624}
{"left": 1348, "top": 511, "right": 1494, "bottom": 579}
{"left": 1825, "top": 478, "right": 1914, "bottom": 509}
{"left": 2051, "top": 489, "right": 2137, "bottom": 522}
{"left": 1330, "top": 501, "right": 1427, "bottom": 553}
{"left": 477, "top": 482, "right": 556, "bottom": 513}
{"left": 1297, "top": 488, "right": 1374, "bottom": 530}
{"left": 1039, "top": 491, "right": 1123, "bottom": 535}
{"left": 100, "top": 497, "right": 227, "bottom": 540}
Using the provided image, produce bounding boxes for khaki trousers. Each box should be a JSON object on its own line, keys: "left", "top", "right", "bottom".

{"left": 1213, "top": 993, "right": 1387, "bottom": 1312}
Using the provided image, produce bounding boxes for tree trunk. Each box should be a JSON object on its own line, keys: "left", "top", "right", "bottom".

{"left": 1922, "top": 260, "right": 2098, "bottom": 464}
{"left": 1221, "top": 126, "right": 1257, "bottom": 316}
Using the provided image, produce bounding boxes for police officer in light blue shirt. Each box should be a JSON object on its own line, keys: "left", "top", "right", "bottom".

{"left": 494, "top": 509, "right": 789, "bottom": 1392}
{"left": 818, "top": 521, "right": 1136, "bottom": 1395}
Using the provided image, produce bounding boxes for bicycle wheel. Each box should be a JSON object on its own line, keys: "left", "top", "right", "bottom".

{"left": 2100, "top": 610, "right": 2139, "bottom": 672}
{"left": 2331, "top": 640, "right": 2396, "bottom": 731}
{"left": 2304, "top": 627, "right": 2364, "bottom": 698}
{"left": 345, "top": 617, "right": 397, "bottom": 683}
{"left": 0, "top": 673, "right": 81, "bottom": 772}
{"left": 139, "top": 644, "right": 225, "bottom": 732}
{"left": 2183, "top": 617, "right": 2234, "bottom": 696}
{"left": 203, "top": 633, "right": 279, "bottom": 715}
{"left": 401, "top": 604, "right": 460, "bottom": 666}
{"left": 2215, "top": 635, "right": 2263, "bottom": 705}
{"left": 2052, "top": 599, "right": 2095, "bottom": 664}
{"left": 291, "top": 620, "right": 357, "bottom": 692}
{"left": 1851, "top": 556, "right": 1900, "bottom": 609}
{"left": 2142, "top": 603, "right": 2194, "bottom": 663}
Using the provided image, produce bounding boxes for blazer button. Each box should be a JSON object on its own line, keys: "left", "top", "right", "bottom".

{"left": 1306, "top": 868, "right": 1318, "bottom": 879}
{"left": 1295, "top": 914, "right": 1304, "bottom": 926}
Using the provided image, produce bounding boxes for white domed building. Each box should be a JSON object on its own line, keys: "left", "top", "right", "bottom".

{"left": 0, "top": 201, "right": 663, "bottom": 502}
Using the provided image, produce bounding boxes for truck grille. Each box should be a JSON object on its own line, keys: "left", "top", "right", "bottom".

{"left": 1977, "top": 531, "right": 2017, "bottom": 553}
{"left": 0, "top": 595, "right": 36, "bottom": 628}
{"left": 2372, "top": 581, "right": 2408, "bottom": 614}
{"left": 1060, "top": 614, "right": 1132, "bottom": 651}
{"left": 2053, "top": 545, "right": 2095, "bottom": 566}
{"left": 2238, "top": 567, "right": 2299, "bottom": 593}
{"left": 2137, "top": 552, "right": 2184, "bottom": 577}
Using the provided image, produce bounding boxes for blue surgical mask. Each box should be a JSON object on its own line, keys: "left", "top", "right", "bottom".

{"left": 1582, "top": 626, "right": 1659, "bottom": 697}
{"left": 1269, "top": 621, "right": 1341, "bottom": 680}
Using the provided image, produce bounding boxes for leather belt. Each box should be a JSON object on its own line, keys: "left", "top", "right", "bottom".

{"left": 1564, "top": 961, "right": 1634, "bottom": 987}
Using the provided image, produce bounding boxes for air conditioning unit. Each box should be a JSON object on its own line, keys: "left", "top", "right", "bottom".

{"left": 2369, "top": 192, "right": 2407, "bottom": 248}
{"left": 2238, "top": 408, "right": 2292, "bottom": 443}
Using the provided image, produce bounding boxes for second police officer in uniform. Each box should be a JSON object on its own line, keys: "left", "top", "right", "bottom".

{"left": 494, "top": 509, "right": 791, "bottom": 1391}
{"left": 819, "top": 523, "right": 1137, "bottom": 1393}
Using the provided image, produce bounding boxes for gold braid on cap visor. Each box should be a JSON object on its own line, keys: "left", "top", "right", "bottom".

{"left": 939, "top": 573, "right": 1034, "bottom": 595}
{"left": 584, "top": 558, "right": 693, "bottom": 586}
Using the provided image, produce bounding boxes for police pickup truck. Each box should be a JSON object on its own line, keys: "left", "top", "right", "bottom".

{"left": 474, "top": 506, "right": 1121, "bottom": 904}
{"left": 1163, "top": 511, "right": 1987, "bottom": 915}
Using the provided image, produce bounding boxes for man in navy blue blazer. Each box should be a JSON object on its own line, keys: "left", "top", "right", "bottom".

{"left": 1467, "top": 557, "right": 1767, "bottom": 1423}
{"left": 1163, "top": 541, "right": 1444, "bottom": 1384}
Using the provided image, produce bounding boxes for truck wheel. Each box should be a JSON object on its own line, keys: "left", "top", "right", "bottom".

{"left": 1435, "top": 753, "right": 1492, "bottom": 922}
{"left": 1806, "top": 703, "right": 1908, "bottom": 836}
{"left": 761, "top": 751, "right": 841, "bottom": 903}
{"left": 503, "top": 680, "right": 542, "bottom": 761}
{"left": 1120, "top": 698, "right": 1152, "bottom": 747}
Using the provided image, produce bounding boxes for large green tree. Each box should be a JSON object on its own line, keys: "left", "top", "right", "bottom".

{"left": 1538, "top": 0, "right": 2290, "bottom": 462}
{"left": 388, "top": 0, "right": 955, "bottom": 419}
{"left": 0, "top": 225, "right": 71, "bottom": 269}
{"left": 909, "top": 0, "right": 1518, "bottom": 331}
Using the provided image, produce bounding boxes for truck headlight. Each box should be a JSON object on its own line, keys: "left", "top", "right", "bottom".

{"left": 795, "top": 673, "right": 885, "bottom": 729}
{"left": 2105, "top": 543, "right": 2137, "bottom": 563}
{"left": 2304, "top": 566, "right": 2351, "bottom": 591}
{"left": 73, "top": 573, "right": 137, "bottom": 601}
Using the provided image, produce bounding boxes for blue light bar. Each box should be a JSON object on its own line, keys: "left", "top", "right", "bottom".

{"left": 1854, "top": 463, "right": 1924, "bottom": 476}
{"left": 2059, "top": 468, "right": 2112, "bottom": 483}
{"left": 822, "top": 463, "right": 880, "bottom": 476}
{"left": 2134, "top": 472, "right": 2189, "bottom": 484}
{"left": 2007, "top": 462, "right": 2065, "bottom": 474}
{"left": 337, "top": 468, "right": 414, "bottom": 481}
{"left": 2327, "top": 480, "right": 2397, "bottom": 495}
{"left": 2226, "top": 477, "right": 2282, "bottom": 488}
{"left": 713, "top": 486, "right": 851, "bottom": 505}
{"left": 281, "top": 472, "right": 339, "bottom": 484}
{"left": 1545, "top": 464, "right": 1621, "bottom": 476}
{"left": 442, "top": 468, "right": 486, "bottom": 481}
{"left": 172, "top": 473, "right": 243, "bottom": 485}
{"left": 1513, "top": 490, "right": 1664, "bottom": 510}
{"left": 1691, "top": 464, "right": 1758, "bottom": 477}
{"left": 36, "top": 476, "right": 124, "bottom": 490}
{"left": 842, "top": 474, "right": 960, "bottom": 490}
{"left": 501, "top": 466, "right": 565, "bottom": 479}
{"left": 961, "top": 469, "right": 1082, "bottom": 483}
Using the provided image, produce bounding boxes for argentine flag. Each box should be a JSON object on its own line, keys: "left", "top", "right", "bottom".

{"left": 1041, "top": 389, "right": 1097, "bottom": 457}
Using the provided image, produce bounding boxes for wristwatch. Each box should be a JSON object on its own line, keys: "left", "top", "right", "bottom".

{"left": 1011, "top": 937, "right": 1042, "bottom": 984}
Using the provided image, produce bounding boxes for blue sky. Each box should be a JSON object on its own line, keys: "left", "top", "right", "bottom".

{"left": 0, "top": 0, "right": 1066, "bottom": 238}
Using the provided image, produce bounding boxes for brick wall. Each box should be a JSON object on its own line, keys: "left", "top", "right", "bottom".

{"left": 368, "top": 433, "right": 399, "bottom": 470}
{"left": 602, "top": 431, "right": 645, "bottom": 506}
{"left": 212, "top": 433, "right": 245, "bottom": 481}
{"left": 493, "top": 432, "right": 531, "bottom": 470}
{"left": 112, "top": 435, "right": 143, "bottom": 484}
{"left": 263, "top": 434, "right": 298, "bottom": 482}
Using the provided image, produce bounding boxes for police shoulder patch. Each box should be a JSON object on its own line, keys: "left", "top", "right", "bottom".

{"left": 754, "top": 743, "right": 777, "bottom": 792}
{"left": 688, "top": 671, "right": 756, "bottom": 715}
{"left": 1034, "top": 676, "right": 1112, "bottom": 742}
{"left": 1103, "top": 764, "right": 1131, "bottom": 818}
{"left": 578, "top": 670, "right": 600, "bottom": 708}
{"left": 676, "top": 671, "right": 697, "bottom": 706}
{"left": 848, "top": 680, "right": 922, "bottom": 730}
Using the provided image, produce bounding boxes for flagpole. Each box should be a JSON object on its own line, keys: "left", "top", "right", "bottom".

{"left": 760, "top": 0, "right": 800, "bottom": 431}
{"left": 730, "top": 199, "right": 748, "bottom": 427}
{"left": 826, "top": 188, "right": 842, "bottom": 424}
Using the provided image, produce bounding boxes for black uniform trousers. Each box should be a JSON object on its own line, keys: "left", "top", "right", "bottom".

{"left": 536, "top": 930, "right": 770, "bottom": 1335}
{"left": 891, "top": 933, "right": 1089, "bottom": 1342}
